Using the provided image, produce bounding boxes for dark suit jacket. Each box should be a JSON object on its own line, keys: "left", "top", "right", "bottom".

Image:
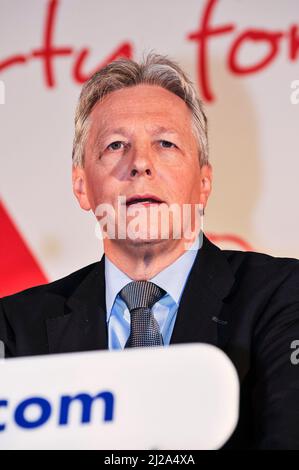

{"left": 1, "top": 234, "right": 299, "bottom": 449}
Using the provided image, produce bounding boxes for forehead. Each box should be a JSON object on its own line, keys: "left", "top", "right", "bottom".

{"left": 88, "top": 84, "right": 193, "bottom": 137}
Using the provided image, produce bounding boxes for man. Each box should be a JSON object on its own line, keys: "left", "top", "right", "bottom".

{"left": 1, "top": 54, "right": 299, "bottom": 449}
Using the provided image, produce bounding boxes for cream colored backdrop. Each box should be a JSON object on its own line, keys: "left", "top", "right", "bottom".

{"left": 0, "top": 0, "right": 298, "bottom": 294}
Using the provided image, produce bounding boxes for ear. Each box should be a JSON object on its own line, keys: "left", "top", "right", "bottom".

{"left": 72, "top": 166, "right": 91, "bottom": 211}
{"left": 199, "top": 163, "right": 213, "bottom": 207}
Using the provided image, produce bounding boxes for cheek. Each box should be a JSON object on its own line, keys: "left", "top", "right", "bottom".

{"left": 166, "top": 164, "right": 200, "bottom": 195}
{"left": 84, "top": 170, "right": 108, "bottom": 208}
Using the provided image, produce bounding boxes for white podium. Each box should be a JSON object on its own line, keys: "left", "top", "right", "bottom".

{"left": 0, "top": 344, "right": 239, "bottom": 449}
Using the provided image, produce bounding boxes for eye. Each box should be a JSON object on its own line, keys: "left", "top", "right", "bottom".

{"left": 159, "top": 140, "right": 177, "bottom": 149}
{"left": 107, "top": 141, "right": 125, "bottom": 151}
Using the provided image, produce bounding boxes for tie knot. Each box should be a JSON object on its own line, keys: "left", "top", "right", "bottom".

{"left": 119, "top": 281, "right": 166, "bottom": 311}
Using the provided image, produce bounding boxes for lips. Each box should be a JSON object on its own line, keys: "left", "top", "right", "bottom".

{"left": 125, "top": 194, "right": 164, "bottom": 206}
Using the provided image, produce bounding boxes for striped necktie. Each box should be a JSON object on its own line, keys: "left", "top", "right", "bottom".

{"left": 119, "top": 281, "right": 166, "bottom": 348}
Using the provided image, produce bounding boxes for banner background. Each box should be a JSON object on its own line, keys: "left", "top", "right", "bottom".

{"left": 1, "top": 0, "right": 298, "bottom": 295}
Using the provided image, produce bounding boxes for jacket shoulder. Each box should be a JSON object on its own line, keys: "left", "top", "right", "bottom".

{"left": 222, "top": 248, "right": 299, "bottom": 277}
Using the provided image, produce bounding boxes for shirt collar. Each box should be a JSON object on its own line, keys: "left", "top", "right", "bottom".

{"left": 105, "top": 236, "right": 200, "bottom": 319}
{"left": 105, "top": 256, "right": 133, "bottom": 319}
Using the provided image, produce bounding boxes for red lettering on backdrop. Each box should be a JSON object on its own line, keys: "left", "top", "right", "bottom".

{"left": 73, "top": 43, "right": 133, "bottom": 84}
{"left": 0, "top": 0, "right": 298, "bottom": 100}
{"left": 31, "top": 0, "right": 72, "bottom": 87}
{"left": 207, "top": 233, "right": 253, "bottom": 252}
{"left": 228, "top": 30, "right": 284, "bottom": 75}
{"left": 187, "top": 0, "right": 299, "bottom": 102}
{"left": 289, "top": 25, "right": 299, "bottom": 60}
{"left": 0, "top": 55, "right": 27, "bottom": 70}
{"left": 0, "top": 0, "right": 133, "bottom": 87}
{"left": 187, "top": 0, "right": 234, "bottom": 102}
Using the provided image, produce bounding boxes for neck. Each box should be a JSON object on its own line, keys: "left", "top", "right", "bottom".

{"left": 103, "top": 234, "right": 198, "bottom": 280}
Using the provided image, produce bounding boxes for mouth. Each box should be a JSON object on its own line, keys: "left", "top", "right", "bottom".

{"left": 125, "top": 194, "right": 165, "bottom": 207}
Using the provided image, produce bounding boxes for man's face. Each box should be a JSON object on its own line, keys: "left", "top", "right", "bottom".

{"left": 73, "top": 84, "right": 212, "bottom": 246}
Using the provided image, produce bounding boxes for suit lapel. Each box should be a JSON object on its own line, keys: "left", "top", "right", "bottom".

{"left": 170, "top": 234, "right": 235, "bottom": 348}
{"left": 46, "top": 234, "right": 235, "bottom": 354}
{"left": 46, "top": 257, "right": 108, "bottom": 354}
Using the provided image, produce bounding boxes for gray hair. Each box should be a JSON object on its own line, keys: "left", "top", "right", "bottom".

{"left": 72, "top": 53, "right": 208, "bottom": 167}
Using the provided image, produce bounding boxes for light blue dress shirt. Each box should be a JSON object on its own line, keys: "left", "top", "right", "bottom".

{"left": 105, "top": 237, "right": 200, "bottom": 350}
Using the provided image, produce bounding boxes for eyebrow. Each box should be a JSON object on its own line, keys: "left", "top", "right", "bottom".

{"left": 93, "top": 127, "right": 130, "bottom": 149}
{"left": 95, "top": 125, "right": 179, "bottom": 146}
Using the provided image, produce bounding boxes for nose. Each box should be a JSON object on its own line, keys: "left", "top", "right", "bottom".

{"left": 130, "top": 167, "right": 151, "bottom": 177}
{"left": 129, "top": 145, "right": 155, "bottom": 179}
